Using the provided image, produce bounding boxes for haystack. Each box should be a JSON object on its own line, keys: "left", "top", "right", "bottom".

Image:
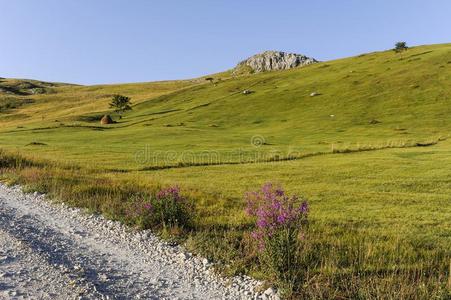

{"left": 100, "top": 114, "right": 113, "bottom": 125}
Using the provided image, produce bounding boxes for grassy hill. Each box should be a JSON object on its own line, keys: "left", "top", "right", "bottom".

{"left": 1, "top": 43, "right": 451, "bottom": 298}
{"left": 1, "top": 44, "right": 450, "bottom": 170}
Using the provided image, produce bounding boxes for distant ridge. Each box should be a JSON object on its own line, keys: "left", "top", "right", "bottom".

{"left": 234, "top": 50, "right": 318, "bottom": 74}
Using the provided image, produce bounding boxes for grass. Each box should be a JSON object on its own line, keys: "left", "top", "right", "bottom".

{"left": 1, "top": 43, "right": 451, "bottom": 298}
{"left": 1, "top": 140, "right": 450, "bottom": 298}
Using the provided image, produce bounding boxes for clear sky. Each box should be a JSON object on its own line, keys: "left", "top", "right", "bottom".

{"left": 1, "top": 0, "right": 450, "bottom": 85}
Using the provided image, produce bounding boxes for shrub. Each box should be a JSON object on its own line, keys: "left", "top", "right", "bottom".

{"left": 245, "top": 183, "right": 308, "bottom": 296}
{"left": 128, "top": 186, "right": 192, "bottom": 230}
{"left": 153, "top": 186, "right": 191, "bottom": 229}
{"left": 126, "top": 197, "right": 154, "bottom": 229}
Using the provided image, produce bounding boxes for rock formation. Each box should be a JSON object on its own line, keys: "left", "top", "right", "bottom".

{"left": 235, "top": 51, "right": 317, "bottom": 73}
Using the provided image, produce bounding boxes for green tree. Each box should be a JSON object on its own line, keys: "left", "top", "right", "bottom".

{"left": 109, "top": 95, "right": 132, "bottom": 114}
{"left": 394, "top": 41, "right": 408, "bottom": 53}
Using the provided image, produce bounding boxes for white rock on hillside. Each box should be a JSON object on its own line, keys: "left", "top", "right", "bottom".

{"left": 236, "top": 50, "right": 318, "bottom": 73}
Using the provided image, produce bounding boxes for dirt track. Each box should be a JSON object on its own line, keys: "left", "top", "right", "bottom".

{"left": 0, "top": 184, "right": 268, "bottom": 300}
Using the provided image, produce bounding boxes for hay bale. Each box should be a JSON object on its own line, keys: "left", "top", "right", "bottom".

{"left": 100, "top": 114, "right": 113, "bottom": 125}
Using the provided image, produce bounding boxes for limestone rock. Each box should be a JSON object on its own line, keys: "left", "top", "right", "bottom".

{"left": 235, "top": 51, "right": 317, "bottom": 73}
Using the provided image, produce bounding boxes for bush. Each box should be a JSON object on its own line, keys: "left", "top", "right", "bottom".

{"left": 126, "top": 196, "right": 154, "bottom": 229}
{"left": 245, "top": 183, "right": 308, "bottom": 296}
{"left": 127, "top": 186, "right": 192, "bottom": 230}
{"left": 153, "top": 186, "right": 191, "bottom": 228}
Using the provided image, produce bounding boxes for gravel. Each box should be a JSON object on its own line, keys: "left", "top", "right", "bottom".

{"left": 0, "top": 184, "right": 281, "bottom": 299}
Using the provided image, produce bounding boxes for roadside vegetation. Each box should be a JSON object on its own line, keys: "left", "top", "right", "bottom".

{"left": 1, "top": 43, "right": 451, "bottom": 298}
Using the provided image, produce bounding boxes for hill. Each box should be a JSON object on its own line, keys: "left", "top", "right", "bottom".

{"left": 0, "top": 43, "right": 449, "bottom": 170}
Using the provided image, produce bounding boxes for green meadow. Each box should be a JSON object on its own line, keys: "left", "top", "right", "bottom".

{"left": 1, "top": 43, "right": 451, "bottom": 298}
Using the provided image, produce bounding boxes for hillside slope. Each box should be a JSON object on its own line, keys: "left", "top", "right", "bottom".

{"left": 0, "top": 44, "right": 450, "bottom": 170}
{"left": 0, "top": 77, "right": 205, "bottom": 128}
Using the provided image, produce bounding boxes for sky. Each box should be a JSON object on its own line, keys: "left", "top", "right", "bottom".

{"left": 1, "top": 0, "right": 450, "bottom": 85}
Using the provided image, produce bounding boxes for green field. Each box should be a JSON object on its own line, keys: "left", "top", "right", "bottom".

{"left": 1, "top": 43, "right": 451, "bottom": 298}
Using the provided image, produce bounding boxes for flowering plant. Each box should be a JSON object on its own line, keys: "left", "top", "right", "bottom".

{"left": 245, "top": 182, "right": 308, "bottom": 249}
{"left": 152, "top": 185, "right": 191, "bottom": 229}
{"left": 157, "top": 186, "right": 184, "bottom": 201}
{"left": 127, "top": 185, "right": 191, "bottom": 230}
{"left": 245, "top": 183, "right": 309, "bottom": 295}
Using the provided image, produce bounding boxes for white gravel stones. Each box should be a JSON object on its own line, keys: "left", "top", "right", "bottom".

{"left": 263, "top": 287, "right": 280, "bottom": 299}
{"left": 0, "top": 184, "right": 281, "bottom": 299}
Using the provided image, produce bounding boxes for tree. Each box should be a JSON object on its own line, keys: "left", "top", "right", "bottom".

{"left": 205, "top": 77, "right": 214, "bottom": 83}
{"left": 394, "top": 42, "right": 408, "bottom": 53}
{"left": 109, "top": 95, "right": 132, "bottom": 114}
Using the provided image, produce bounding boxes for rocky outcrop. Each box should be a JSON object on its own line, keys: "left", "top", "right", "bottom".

{"left": 235, "top": 51, "right": 317, "bottom": 73}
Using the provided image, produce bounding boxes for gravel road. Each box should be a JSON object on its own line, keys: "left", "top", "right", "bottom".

{"left": 0, "top": 184, "right": 278, "bottom": 300}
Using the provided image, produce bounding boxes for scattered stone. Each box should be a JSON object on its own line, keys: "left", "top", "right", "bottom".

{"left": 310, "top": 91, "right": 320, "bottom": 97}
{"left": 178, "top": 252, "right": 189, "bottom": 261}
{"left": 99, "top": 274, "right": 109, "bottom": 282}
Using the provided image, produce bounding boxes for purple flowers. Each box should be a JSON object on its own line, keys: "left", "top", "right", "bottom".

{"left": 127, "top": 200, "right": 152, "bottom": 219}
{"left": 127, "top": 185, "right": 191, "bottom": 229}
{"left": 245, "top": 183, "right": 308, "bottom": 250}
{"left": 143, "top": 202, "right": 152, "bottom": 211}
{"left": 156, "top": 186, "right": 184, "bottom": 202}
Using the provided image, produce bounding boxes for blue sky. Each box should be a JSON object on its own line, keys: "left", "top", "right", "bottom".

{"left": 1, "top": 0, "right": 450, "bottom": 84}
